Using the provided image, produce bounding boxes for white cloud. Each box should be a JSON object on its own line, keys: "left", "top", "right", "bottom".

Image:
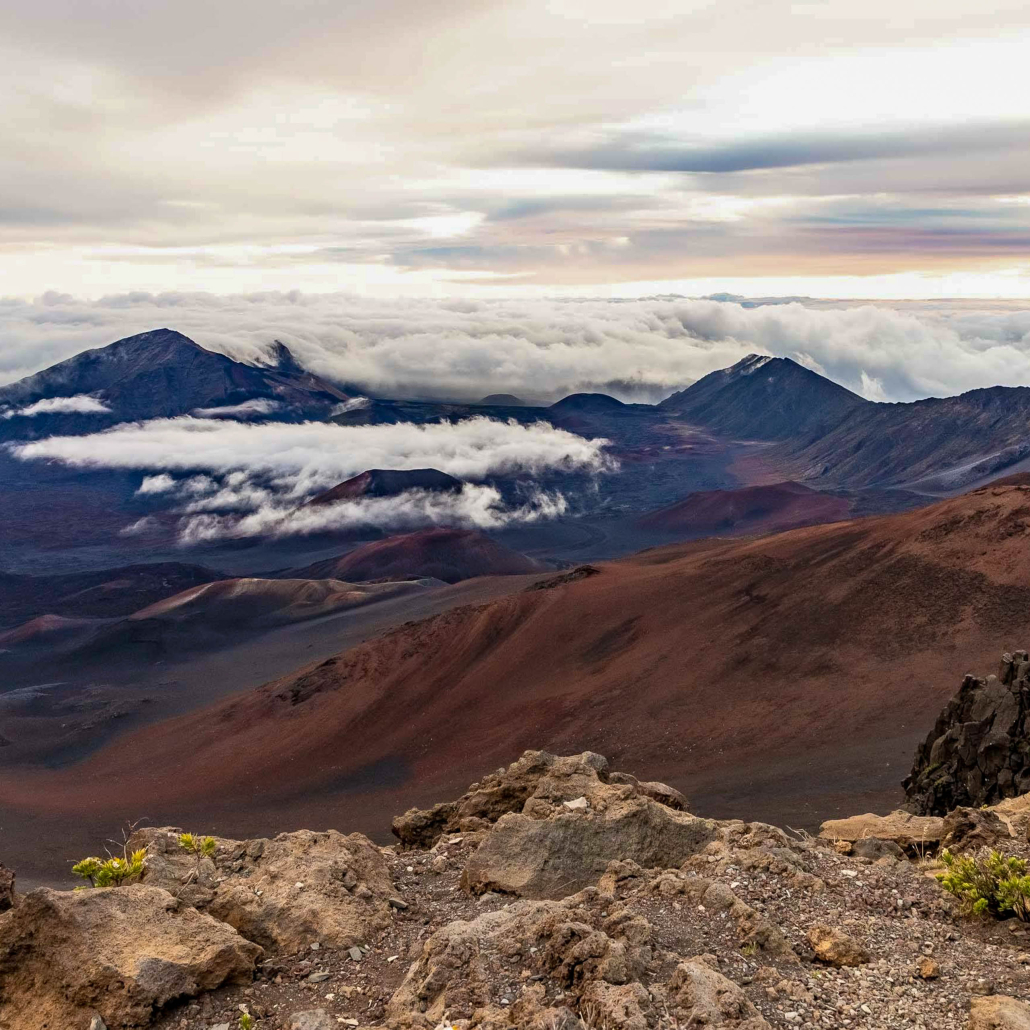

{"left": 177, "top": 484, "right": 568, "bottom": 543}
{"left": 0, "top": 393, "right": 111, "bottom": 418}
{"left": 136, "top": 473, "right": 176, "bottom": 494}
{"left": 192, "top": 397, "right": 282, "bottom": 418}
{"left": 3, "top": 292, "right": 1030, "bottom": 406}
{"left": 11, "top": 415, "right": 613, "bottom": 496}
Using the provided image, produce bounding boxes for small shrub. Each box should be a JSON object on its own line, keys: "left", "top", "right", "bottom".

{"left": 178, "top": 832, "right": 218, "bottom": 886}
{"left": 239, "top": 1015, "right": 255, "bottom": 1030}
{"left": 71, "top": 849, "right": 147, "bottom": 888}
{"left": 937, "top": 848, "right": 1030, "bottom": 920}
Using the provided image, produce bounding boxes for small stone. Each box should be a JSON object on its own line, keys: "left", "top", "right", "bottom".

{"left": 288, "top": 1011, "right": 335, "bottom": 1030}
{"left": 916, "top": 956, "right": 941, "bottom": 980}
{"left": 807, "top": 925, "right": 870, "bottom": 967}
{"left": 89, "top": 1019, "right": 109, "bottom": 1030}
{"left": 348, "top": 946, "right": 363, "bottom": 962}
{"left": 387, "top": 896, "right": 409, "bottom": 910}
{"left": 307, "top": 970, "right": 332, "bottom": 983}
{"left": 563, "top": 796, "right": 589, "bottom": 810}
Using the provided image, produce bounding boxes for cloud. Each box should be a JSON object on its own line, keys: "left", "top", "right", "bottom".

{"left": 10, "top": 415, "right": 613, "bottom": 495}
{"left": 3, "top": 292, "right": 1030, "bottom": 405}
{"left": 0, "top": 393, "right": 111, "bottom": 418}
{"left": 192, "top": 397, "right": 282, "bottom": 418}
{"left": 136, "top": 473, "right": 176, "bottom": 494}
{"left": 177, "top": 484, "right": 568, "bottom": 543}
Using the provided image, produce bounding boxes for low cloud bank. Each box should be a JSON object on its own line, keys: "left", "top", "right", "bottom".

{"left": 192, "top": 398, "right": 282, "bottom": 418}
{"left": 3, "top": 292, "right": 1030, "bottom": 405}
{"left": 1, "top": 393, "right": 111, "bottom": 419}
{"left": 12, "top": 414, "right": 609, "bottom": 544}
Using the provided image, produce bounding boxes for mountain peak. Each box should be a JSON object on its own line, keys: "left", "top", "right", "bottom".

{"left": 660, "top": 353, "right": 866, "bottom": 440}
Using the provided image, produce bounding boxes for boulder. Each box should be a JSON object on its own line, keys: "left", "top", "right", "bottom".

{"left": 393, "top": 750, "right": 688, "bottom": 848}
{"left": 941, "top": 806, "right": 1013, "bottom": 853}
{"left": 0, "top": 885, "right": 260, "bottom": 1030}
{"left": 130, "top": 826, "right": 394, "bottom": 952}
{"left": 818, "top": 811, "right": 944, "bottom": 855}
{"left": 462, "top": 794, "right": 719, "bottom": 899}
{"left": 386, "top": 886, "right": 652, "bottom": 1027}
{"left": 969, "top": 995, "right": 1030, "bottom": 1029}
{"left": 807, "top": 924, "right": 870, "bottom": 967}
{"left": 288, "top": 1011, "right": 336, "bottom": 1030}
{"left": 905, "top": 651, "right": 1030, "bottom": 815}
{"left": 0, "top": 862, "right": 14, "bottom": 911}
{"left": 665, "top": 958, "right": 772, "bottom": 1028}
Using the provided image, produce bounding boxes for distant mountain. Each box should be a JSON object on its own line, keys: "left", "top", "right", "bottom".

{"left": 660, "top": 354, "right": 867, "bottom": 440}
{"left": 479, "top": 394, "right": 526, "bottom": 406}
{"left": 638, "top": 481, "right": 851, "bottom": 537}
{"left": 289, "top": 527, "right": 546, "bottom": 584}
{"left": 0, "top": 328, "right": 354, "bottom": 437}
{"left": 549, "top": 393, "right": 627, "bottom": 415}
{"left": 776, "top": 386, "right": 1030, "bottom": 489}
{"left": 306, "top": 469, "right": 463, "bottom": 507}
{"left": 0, "top": 561, "right": 221, "bottom": 630}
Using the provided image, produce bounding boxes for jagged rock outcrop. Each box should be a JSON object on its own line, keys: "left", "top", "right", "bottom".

{"left": 0, "top": 862, "right": 14, "bottom": 911}
{"left": 0, "top": 885, "right": 260, "bottom": 1030}
{"left": 129, "top": 827, "right": 394, "bottom": 953}
{"left": 392, "top": 750, "right": 686, "bottom": 849}
{"left": 905, "top": 651, "right": 1030, "bottom": 815}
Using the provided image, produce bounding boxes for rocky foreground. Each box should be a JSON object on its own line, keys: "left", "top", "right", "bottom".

{"left": 6, "top": 663, "right": 1030, "bottom": 1029}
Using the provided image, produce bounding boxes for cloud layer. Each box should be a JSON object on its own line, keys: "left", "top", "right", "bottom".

{"left": 3, "top": 292, "right": 1030, "bottom": 404}
{"left": 1, "top": 393, "right": 111, "bottom": 418}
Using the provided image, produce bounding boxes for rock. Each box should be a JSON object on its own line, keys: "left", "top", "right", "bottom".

{"left": 969, "top": 995, "right": 1030, "bottom": 1029}
{"left": 807, "top": 924, "right": 870, "bottom": 967}
{"left": 462, "top": 794, "right": 718, "bottom": 898}
{"left": 579, "top": 981, "right": 653, "bottom": 1030}
{"left": 288, "top": 1010, "right": 336, "bottom": 1030}
{"left": 941, "top": 806, "right": 1013, "bottom": 853}
{"left": 130, "top": 826, "right": 395, "bottom": 953}
{"left": 348, "top": 946, "right": 363, "bottom": 961}
{"left": 0, "top": 884, "right": 261, "bottom": 1029}
{"left": 0, "top": 862, "right": 13, "bottom": 912}
{"left": 906, "top": 652, "right": 1030, "bottom": 815}
{"left": 392, "top": 750, "right": 687, "bottom": 848}
{"left": 386, "top": 887, "right": 652, "bottom": 1025}
{"left": 665, "top": 958, "right": 771, "bottom": 1027}
{"left": 818, "top": 811, "right": 944, "bottom": 855}
{"left": 88, "top": 1018, "right": 108, "bottom": 1030}
{"left": 850, "top": 836, "right": 906, "bottom": 861}
{"left": 917, "top": 956, "right": 942, "bottom": 979}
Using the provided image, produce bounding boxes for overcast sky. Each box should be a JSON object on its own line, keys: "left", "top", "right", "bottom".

{"left": 2, "top": 0, "right": 1029, "bottom": 299}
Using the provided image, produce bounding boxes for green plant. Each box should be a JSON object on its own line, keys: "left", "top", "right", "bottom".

{"left": 937, "top": 848, "right": 1030, "bottom": 920}
{"left": 239, "top": 1014, "right": 255, "bottom": 1030}
{"left": 178, "top": 832, "right": 217, "bottom": 885}
{"left": 72, "top": 849, "right": 147, "bottom": 888}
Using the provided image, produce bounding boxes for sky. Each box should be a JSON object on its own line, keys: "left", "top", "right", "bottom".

{"left": 2, "top": 0, "right": 1030, "bottom": 300}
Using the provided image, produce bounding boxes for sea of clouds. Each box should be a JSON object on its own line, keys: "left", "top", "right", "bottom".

{"left": 3, "top": 291, "right": 1030, "bottom": 404}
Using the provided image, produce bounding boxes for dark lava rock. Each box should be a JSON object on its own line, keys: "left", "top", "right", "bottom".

{"left": 0, "top": 864, "right": 14, "bottom": 911}
{"left": 904, "top": 650, "right": 1030, "bottom": 815}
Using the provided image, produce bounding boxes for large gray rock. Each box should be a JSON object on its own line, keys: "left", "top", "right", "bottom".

{"left": 130, "top": 826, "right": 395, "bottom": 953}
{"left": 462, "top": 794, "right": 719, "bottom": 899}
{"left": 0, "top": 885, "right": 260, "bottom": 1030}
{"left": 905, "top": 651, "right": 1030, "bottom": 815}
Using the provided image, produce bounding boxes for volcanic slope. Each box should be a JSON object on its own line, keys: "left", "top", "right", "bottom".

{"left": 15, "top": 477, "right": 1030, "bottom": 841}
{"left": 0, "top": 328, "right": 354, "bottom": 438}
{"left": 638, "top": 481, "right": 851, "bottom": 537}
{"left": 288, "top": 527, "right": 546, "bottom": 584}
{"left": 306, "top": 468, "right": 462, "bottom": 507}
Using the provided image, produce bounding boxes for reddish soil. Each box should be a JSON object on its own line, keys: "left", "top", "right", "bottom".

{"left": 638, "top": 480, "right": 851, "bottom": 537}
{"left": 7, "top": 480, "right": 1030, "bottom": 879}
{"left": 289, "top": 527, "right": 545, "bottom": 584}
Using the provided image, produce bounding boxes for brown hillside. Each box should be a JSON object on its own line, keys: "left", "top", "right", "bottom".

{"left": 7, "top": 479, "right": 1030, "bottom": 840}
{"left": 638, "top": 480, "right": 851, "bottom": 536}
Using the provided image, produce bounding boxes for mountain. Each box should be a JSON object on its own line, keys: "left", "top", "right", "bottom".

{"left": 0, "top": 561, "right": 221, "bottom": 630}
{"left": 775, "top": 386, "right": 1030, "bottom": 489}
{"left": 306, "top": 468, "right": 462, "bottom": 507}
{"left": 660, "top": 353, "right": 868, "bottom": 440}
{"left": 549, "top": 393, "right": 627, "bottom": 414}
{"left": 478, "top": 393, "right": 526, "bottom": 406}
{"left": 0, "top": 328, "right": 354, "bottom": 437}
{"left": 638, "top": 481, "right": 851, "bottom": 537}
{"left": 30, "top": 476, "right": 1030, "bottom": 835}
{"left": 288, "top": 527, "right": 546, "bottom": 584}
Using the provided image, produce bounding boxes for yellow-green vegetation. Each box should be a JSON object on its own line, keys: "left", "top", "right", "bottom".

{"left": 239, "top": 1014, "right": 255, "bottom": 1030}
{"left": 937, "top": 848, "right": 1030, "bottom": 920}
{"left": 71, "top": 849, "right": 147, "bottom": 888}
{"left": 178, "top": 832, "right": 217, "bottom": 858}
